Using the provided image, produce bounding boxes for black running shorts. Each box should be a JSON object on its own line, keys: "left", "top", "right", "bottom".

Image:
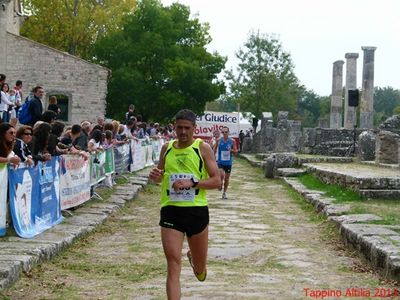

{"left": 159, "top": 206, "right": 209, "bottom": 237}
{"left": 218, "top": 164, "right": 232, "bottom": 173}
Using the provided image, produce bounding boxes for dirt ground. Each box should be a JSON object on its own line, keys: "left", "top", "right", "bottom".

{"left": 1, "top": 158, "right": 398, "bottom": 300}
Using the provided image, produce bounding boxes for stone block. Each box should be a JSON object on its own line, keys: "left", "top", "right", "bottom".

{"left": 276, "top": 168, "right": 307, "bottom": 177}
{"left": 323, "top": 204, "right": 351, "bottom": 216}
{"left": 341, "top": 224, "right": 399, "bottom": 238}
{"left": 264, "top": 157, "right": 275, "bottom": 178}
{"left": 379, "top": 115, "right": 400, "bottom": 135}
{"left": 386, "top": 255, "right": 400, "bottom": 280}
{"left": 358, "top": 130, "right": 376, "bottom": 161}
{"left": 274, "top": 153, "right": 299, "bottom": 168}
{"left": 0, "top": 261, "right": 21, "bottom": 289}
{"left": 328, "top": 214, "right": 382, "bottom": 224}
{"left": 0, "top": 242, "right": 57, "bottom": 261}
{"left": 66, "top": 213, "right": 108, "bottom": 227}
{"left": 86, "top": 203, "right": 120, "bottom": 214}
{"left": 0, "top": 255, "right": 38, "bottom": 273}
{"left": 376, "top": 130, "right": 400, "bottom": 164}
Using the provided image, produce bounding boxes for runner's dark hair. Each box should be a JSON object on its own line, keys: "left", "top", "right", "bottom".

{"left": 175, "top": 109, "right": 196, "bottom": 125}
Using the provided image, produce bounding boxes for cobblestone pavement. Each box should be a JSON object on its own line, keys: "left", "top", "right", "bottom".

{"left": 3, "top": 159, "right": 397, "bottom": 300}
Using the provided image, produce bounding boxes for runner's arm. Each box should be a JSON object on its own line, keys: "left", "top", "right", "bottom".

{"left": 212, "top": 138, "right": 219, "bottom": 154}
{"left": 231, "top": 139, "right": 238, "bottom": 154}
{"left": 198, "top": 141, "right": 221, "bottom": 190}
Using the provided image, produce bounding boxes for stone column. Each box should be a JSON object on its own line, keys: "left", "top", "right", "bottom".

{"left": 344, "top": 53, "right": 359, "bottom": 129}
{"left": 330, "top": 60, "right": 344, "bottom": 128}
{"left": 360, "top": 46, "right": 377, "bottom": 129}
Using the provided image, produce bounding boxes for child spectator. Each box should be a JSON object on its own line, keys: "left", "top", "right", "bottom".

{"left": 88, "top": 129, "right": 104, "bottom": 153}
{"left": 125, "top": 104, "right": 135, "bottom": 123}
{"left": 47, "top": 96, "right": 61, "bottom": 116}
{"left": 103, "top": 130, "right": 114, "bottom": 149}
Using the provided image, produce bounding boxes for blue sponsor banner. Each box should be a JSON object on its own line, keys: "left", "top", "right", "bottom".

{"left": 8, "top": 157, "right": 63, "bottom": 238}
{"left": 0, "top": 163, "right": 7, "bottom": 236}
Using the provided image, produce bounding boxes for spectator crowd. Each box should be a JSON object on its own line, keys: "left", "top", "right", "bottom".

{"left": 0, "top": 74, "right": 177, "bottom": 168}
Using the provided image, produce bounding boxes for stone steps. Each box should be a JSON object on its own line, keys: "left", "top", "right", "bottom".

{"left": 306, "top": 165, "right": 400, "bottom": 189}
{"left": 359, "top": 189, "right": 400, "bottom": 199}
{"left": 275, "top": 168, "right": 307, "bottom": 177}
{"left": 298, "top": 156, "right": 353, "bottom": 164}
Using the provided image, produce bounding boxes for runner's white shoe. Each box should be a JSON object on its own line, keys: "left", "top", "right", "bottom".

{"left": 222, "top": 192, "right": 227, "bottom": 199}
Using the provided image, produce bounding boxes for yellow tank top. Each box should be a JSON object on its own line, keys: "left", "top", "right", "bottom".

{"left": 160, "top": 138, "right": 208, "bottom": 207}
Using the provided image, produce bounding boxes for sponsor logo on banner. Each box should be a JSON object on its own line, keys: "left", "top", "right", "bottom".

{"left": 195, "top": 111, "right": 240, "bottom": 139}
{"left": 8, "top": 157, "right": 63, "bottom": 238}
{"left": 60, "top": 155, "right": 91, "bottom": 210}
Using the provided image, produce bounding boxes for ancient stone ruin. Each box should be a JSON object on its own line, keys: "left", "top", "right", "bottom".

{"left": 244, "top": 46, "right": 379, "bottom": 158}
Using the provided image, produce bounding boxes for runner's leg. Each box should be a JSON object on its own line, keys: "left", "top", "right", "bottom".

{"left": 187, "top": 226, "right": 208, "bottom": 275}
{"left": 223, "top": 171, "right": 231, "bottom": 193}
{"left": 161, "top": 227, "right": 185, "bottom": 300}
{"left": 219, "top": 168, "right": 224, "bottom": 190}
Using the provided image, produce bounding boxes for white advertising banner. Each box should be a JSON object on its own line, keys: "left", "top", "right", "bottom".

{"left": 130, "top": 139, "right": 146, "bottom": 172}
{"left": 60, "top": 155, "right": 91, "bottom": 210}
{"left": 195, "top": 111, "right": 240, "bottom": 140}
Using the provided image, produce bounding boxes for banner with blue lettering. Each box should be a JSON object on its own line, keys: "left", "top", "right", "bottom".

{"left": 0, "top": 163, "right": 7, "bottom": 236}
{"left": 60, "top": 155, "right": 91, "bottom": 210}
{"left": 195, "top": 111, "right": 240, "bottom": 139}
{"left": 8, "top": 158, "right": 63, "bottom": 238}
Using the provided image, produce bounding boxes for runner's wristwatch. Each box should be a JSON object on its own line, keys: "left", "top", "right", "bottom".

{"left": 191, "top": 177, "right": 199, "bottom": 188}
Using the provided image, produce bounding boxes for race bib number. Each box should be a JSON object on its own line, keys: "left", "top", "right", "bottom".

{"left": 169, "top": 173, "right": 196, "bottom": 201}
{"left": 221, "top": 150, "right": 231, "bottom": 161}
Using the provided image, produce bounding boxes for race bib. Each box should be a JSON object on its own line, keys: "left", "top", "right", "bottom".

{"left": 221, "top": 150, "right": 231, "bottom": 161}
{"left": 169, "top": 173, "right": 196, "bottom": 201}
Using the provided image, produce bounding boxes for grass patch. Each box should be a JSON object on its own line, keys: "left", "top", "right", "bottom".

{"left": 294, "top": 172, "right": 400, "bottom": 226}
{"left": 283, "top": 184, "right": 326, "bottom": 224}
{"left": 298, "top": 173, "right": 363, "bottom": 202}
{"left": 365, "top": 214, "right": 399, "bottom": 225}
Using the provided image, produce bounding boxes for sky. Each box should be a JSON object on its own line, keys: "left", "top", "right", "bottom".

{"left": 160, "top": 0, "right": 400, "bottom": 96}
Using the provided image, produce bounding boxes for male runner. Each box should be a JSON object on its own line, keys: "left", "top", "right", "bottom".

{"left": 149, "top": 109, "right": 220, "bottom": 300}
{"left": 215, "top": 126, "right": 238, "bottom": 199}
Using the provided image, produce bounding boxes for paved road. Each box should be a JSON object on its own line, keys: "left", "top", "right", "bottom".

{"left": 3, "top": 159, "right": 391, "bottom": 299}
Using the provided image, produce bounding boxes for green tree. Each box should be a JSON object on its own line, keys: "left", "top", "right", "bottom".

{"left": 373, "top": 86, "right": 400, "bottom": 125}
{"left": 20, "top": 0, "right": 136, "bottom": 58}
{"left": 93, "top": 0, "right": 226, "bottom": 122}
{"left": 297, "top": 89, "right": 321, "bottom": 127}
{"left": 226, "top": 31, "right": 302, "bottom": 120}
{"left": 296, "top": 90, "right": 331, "bottom": 128}
{"left": 393, "top": 106, "right": 400, "bottom": 115}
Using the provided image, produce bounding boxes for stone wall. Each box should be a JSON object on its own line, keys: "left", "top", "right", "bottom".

{"left": 375, "top": 131, "right": 400, "bottom": 164}
{"left": 374, "top": 115, "right": 400, "bottom": 165}
{"left": 4, "top": 33, "right": 109, "bottom": 124}
{"left": 300, "top": 128, "right": 361, "bottom": 156}
{"left": 248, "top": 111, "right": 302, "bottom": 153}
